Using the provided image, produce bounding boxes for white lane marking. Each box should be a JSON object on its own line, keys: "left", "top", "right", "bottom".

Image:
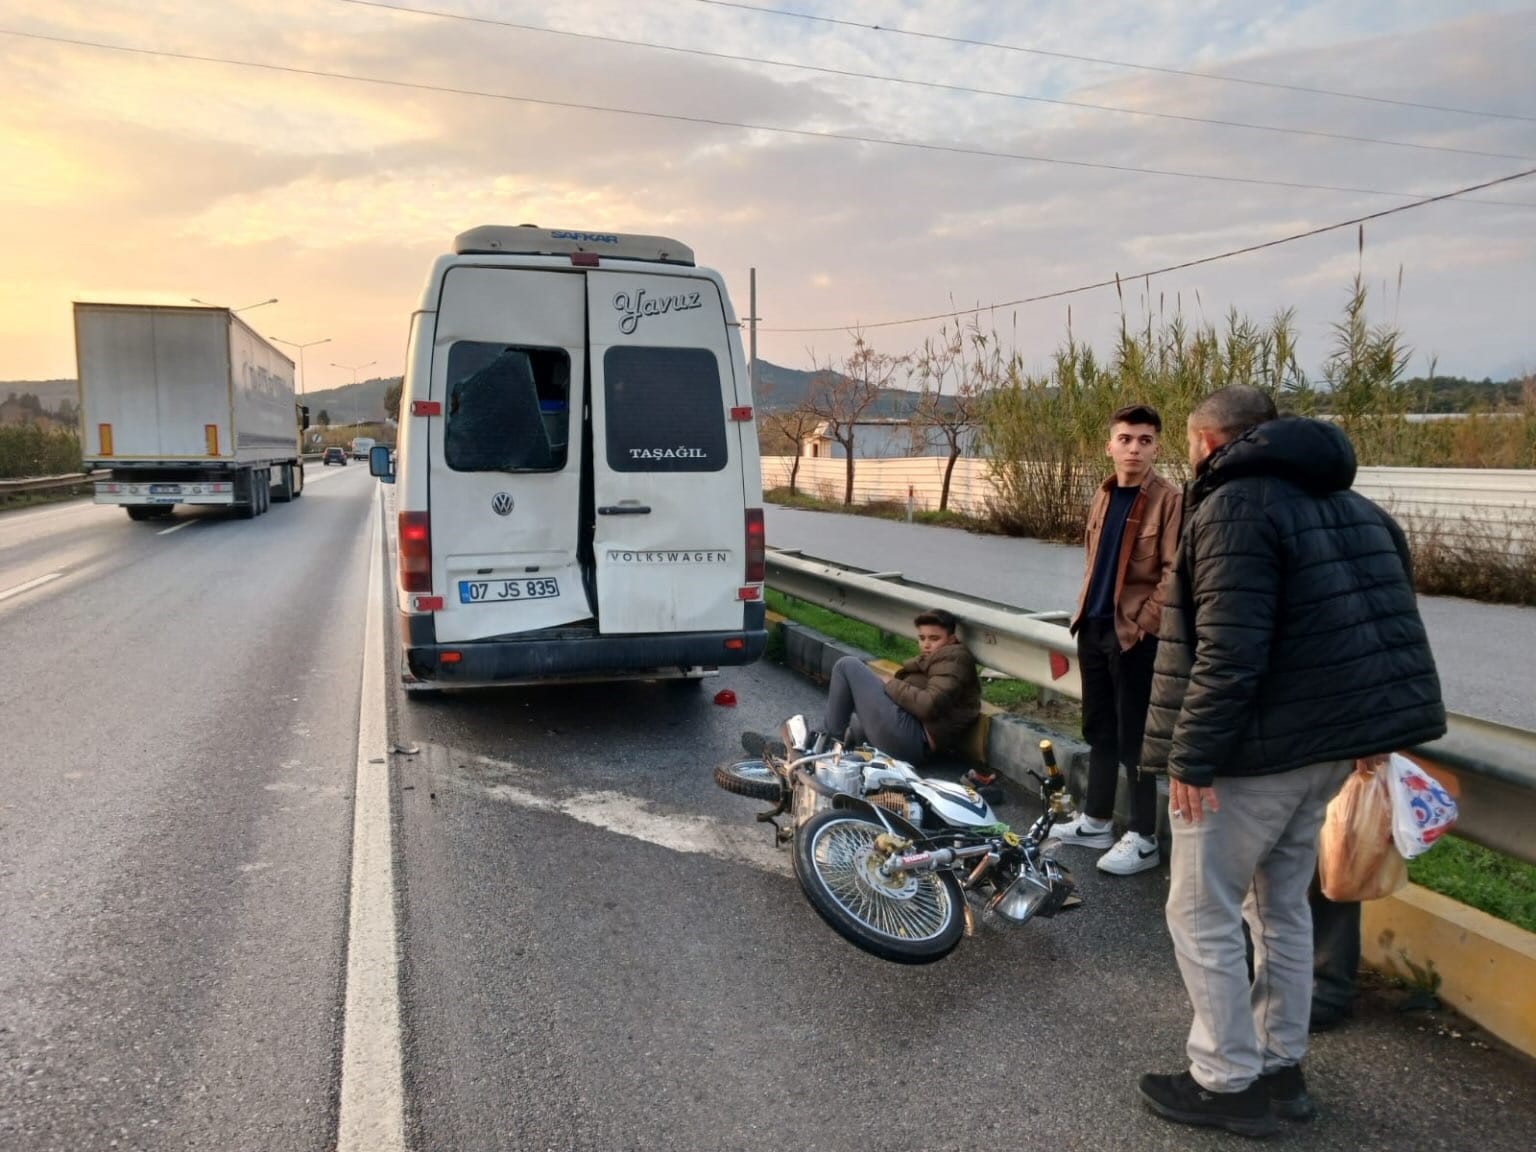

{"left": 486, "top": 783, "right": 791, "bottom": 877}
{"left": 0, "top": 571, "right": 63, "bottom": 603}
{"left": 156, "top": 520, "right": 196, "bottom": 536}
{"left": 337, "top": 487, "right": 405, "bottom": 1152}
{"left": 304, "top": 465, "right": 360, "bottom": 485}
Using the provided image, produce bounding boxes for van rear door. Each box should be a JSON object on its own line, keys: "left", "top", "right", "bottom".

{"left": 427, "top": 266, "right": 591, "bottom": 643}
{"left": 587, "top": 271, "right": 746, "bottom": 635}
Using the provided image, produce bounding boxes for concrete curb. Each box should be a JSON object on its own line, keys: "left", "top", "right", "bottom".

{"left": 767, "top": 612, "right": 1536, "bottom": 1061}
{"left": 1362, "top": 882, "right": 1536, "bottom": 1058}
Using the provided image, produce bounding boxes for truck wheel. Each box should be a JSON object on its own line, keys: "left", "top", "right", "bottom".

{"left": 237, "top": 474, "right": 259, "bottom": 519}
{"left": 126, "top": 506, "right": 156, "bottom": 521}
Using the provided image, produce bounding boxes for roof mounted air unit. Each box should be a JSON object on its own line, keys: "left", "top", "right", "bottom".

{"left": 453, "top": 225, "right": 696, "bottom": 266}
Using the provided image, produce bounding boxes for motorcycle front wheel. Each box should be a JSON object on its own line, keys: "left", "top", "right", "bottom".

{"left": 712, "top": 757, "right": 783, "bottom": 801}
{"left": 791, "top": 809, "right": 964, "bottom": 964}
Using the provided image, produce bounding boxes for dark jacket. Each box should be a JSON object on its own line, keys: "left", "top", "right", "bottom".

{"left": 1142, "top": 417, "right": 1445, "bottom": 786}
{"left": 1070, "top": 469, "right": 1183, "bottom": 651}
{"left": 885, "top": 641, "right": 982, "bottom": 753}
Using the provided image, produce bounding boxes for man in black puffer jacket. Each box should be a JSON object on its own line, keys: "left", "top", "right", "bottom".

{"left": 1136, "top": 386, "right": 1444, "bottom": 1138}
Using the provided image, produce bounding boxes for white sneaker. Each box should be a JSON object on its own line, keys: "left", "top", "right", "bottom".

{"left": 1049, "top": 814, "right": 1115, "bottom": 849}
{"left": 1097, "top": 831, "right": 1160, "bottom": 876}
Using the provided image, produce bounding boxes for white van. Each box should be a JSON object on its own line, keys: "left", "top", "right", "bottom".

{"left": 375, "top": 225, "right": 767, "bottom": 691}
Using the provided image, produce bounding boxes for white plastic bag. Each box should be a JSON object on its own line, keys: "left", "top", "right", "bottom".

{"left": 1386, "top": 752, "right": 1457, "bottom": 860}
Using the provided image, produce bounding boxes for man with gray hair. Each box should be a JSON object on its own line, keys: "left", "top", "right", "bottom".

{"left": 1137, "top": 386, "right": 1444, "bottom": 1136}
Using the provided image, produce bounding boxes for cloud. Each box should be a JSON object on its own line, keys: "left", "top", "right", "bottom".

{"left": 0, "top": 0, "right": 1531, "bottom": 388}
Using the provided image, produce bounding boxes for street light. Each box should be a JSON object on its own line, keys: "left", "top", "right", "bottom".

{"left": 191, "top": 296, "right": 279, "bottom": 314}
{"left": 270, "top": 336, "right": 331, "bottom": 395}
{"left": 331, "top": 360, "right": 378, "bottom": 386}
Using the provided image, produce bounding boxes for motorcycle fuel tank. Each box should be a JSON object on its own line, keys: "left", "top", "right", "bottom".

{"left": 908, "top": 779, "right": 998, "bottom": 827}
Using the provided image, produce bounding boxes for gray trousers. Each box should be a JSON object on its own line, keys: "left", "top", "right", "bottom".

{"left": 1165, "top": 760, "right": 1351, "bottom": 1092}
{"left": 824, "top": 656, "right": 928, "bottom": 764}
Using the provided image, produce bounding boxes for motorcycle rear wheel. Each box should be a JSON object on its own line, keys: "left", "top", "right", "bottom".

{"left": 713, "top": 757, "right": 783, "bottom": 801}
{"left": 792, "top": 809, "right": 964, "bottom": 963}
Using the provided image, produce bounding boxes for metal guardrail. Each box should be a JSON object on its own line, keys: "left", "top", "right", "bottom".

{"left": 767, "top": 548, "right": 1082, "bottom": 697}
{"left": 0, "top": 471, "right": 102, "bottom": 494}
{"left": 3, "top": 459, "right": 325, "bottom": 495}
{"left": 766, "top": 547, "right": 1536, "bottom": 866}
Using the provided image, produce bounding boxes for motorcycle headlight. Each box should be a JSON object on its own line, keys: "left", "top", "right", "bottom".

{"left": 989, "top": 866, "right": 1075, "bottom": 927}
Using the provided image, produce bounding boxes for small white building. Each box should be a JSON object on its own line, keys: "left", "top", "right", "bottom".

{"left": 802, "top": 418, "right": 981, "bottom": 459}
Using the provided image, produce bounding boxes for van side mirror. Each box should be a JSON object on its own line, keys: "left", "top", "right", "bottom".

{"left": 369, "top": 444, "right": 395, "bottom": 483}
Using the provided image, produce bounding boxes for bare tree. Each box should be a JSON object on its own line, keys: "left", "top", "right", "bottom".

{"left": 755, "top": 376, "right": 821, "bottom": 495}
{"left": 808, "top": 333, "right": 905, "bottom": 505}
{"left": 910, "top": 317, "right": 998, "bottom": 512}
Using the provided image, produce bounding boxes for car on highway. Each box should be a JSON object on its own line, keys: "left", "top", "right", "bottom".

{"left": 321, "top": 446, "right": 348, "bottom": 466}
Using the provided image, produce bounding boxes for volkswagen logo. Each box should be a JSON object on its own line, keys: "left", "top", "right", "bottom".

{"left": 491, "top": 492, "right": 514, "bottom": 516}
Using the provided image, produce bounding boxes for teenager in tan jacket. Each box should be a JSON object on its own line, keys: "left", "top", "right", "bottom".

{"left": 822, "top": 608, "right": 981, "bottom": 765}
{"left": 1056, "top": 404, "right": 1182, "bottom": 875}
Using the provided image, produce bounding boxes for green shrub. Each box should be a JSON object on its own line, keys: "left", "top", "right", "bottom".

{"left": 0, "top": 425, "right": 81, "bottom": 479}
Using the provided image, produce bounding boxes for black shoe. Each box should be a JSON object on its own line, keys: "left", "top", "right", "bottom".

{"left": 1258, "top": 1064, "right": 1317, "bottom": 1122}
{"left": 1137, "top": 1071, "right": 1279, "bottom": 1139}
{"left": 1309, "top": 1001, "right": 1353, "bottom": 1033}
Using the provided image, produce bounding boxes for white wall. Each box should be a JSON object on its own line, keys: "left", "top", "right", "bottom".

{"left": 763, "top": 456, "right": 1536, "bottom": 542}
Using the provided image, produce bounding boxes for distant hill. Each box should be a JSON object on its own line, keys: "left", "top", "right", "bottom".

{"left": 1, "top": 380, "right": 78, "bottom": 411}
{"left": 752, "top": 358, "right": 923, "bottom": 417}
{"left": 0, "top": 375, "right": 399, "bottom": 426}
{"left": 299, "top": 377, "right": 401, "bottom": 425}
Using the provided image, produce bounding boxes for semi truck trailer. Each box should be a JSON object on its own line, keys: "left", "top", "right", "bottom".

{"left": 74, "top": 302, "right": 310, "bottom": 520}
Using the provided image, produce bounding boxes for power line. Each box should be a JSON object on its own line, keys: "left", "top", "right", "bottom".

{"left": 2, "top": 27, "right": 1531, "bottom": 207}
{"left": 692, "top": 0, "right": 1536, "bottom": 124}
{"left": 338, "top": 0, "right": 1532, "bottom": 163}
{"left": 759, "top": 166, "right": 1536, "bottom": 333}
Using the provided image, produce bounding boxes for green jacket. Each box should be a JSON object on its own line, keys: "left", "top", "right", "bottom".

{"left": 884, "top": 641, "right": 982, "bottom": 753}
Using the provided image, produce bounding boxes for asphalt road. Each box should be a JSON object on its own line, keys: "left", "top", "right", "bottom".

{"left": 764, "top": 505, "right": 1536, "bottom": 731}
{"left": 0, "top": 465, "right": 368, "bottom": 1152}
{"left": 2, "top": 473, "right": 1533, "bottom": 1151}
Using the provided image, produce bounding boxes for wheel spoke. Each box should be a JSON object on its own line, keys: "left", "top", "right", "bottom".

{"left": 810, "top": 819, "right": 952, "bottom": 943}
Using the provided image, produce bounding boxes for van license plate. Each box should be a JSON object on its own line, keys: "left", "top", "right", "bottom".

{"left": 459, "top": 578, "right": 560, "bottom": 603}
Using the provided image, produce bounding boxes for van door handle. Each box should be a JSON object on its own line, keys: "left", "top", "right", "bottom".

{"left": 598, "top": 504, "right": 652, "bottom": 515}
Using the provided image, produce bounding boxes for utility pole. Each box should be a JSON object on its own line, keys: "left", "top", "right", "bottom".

{"left": 331, "top": 360, "right": 377, "bottom": 387}
{"left": 746, "top": 267, "right": 759, "bottom": 395}
{"left": 270, "top": 336, "right": 331, "bottom": 395}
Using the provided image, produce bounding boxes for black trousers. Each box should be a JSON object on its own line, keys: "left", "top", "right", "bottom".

{"left": 1310, "top": 877, "right": 1362, "bottom": 1012}
{"left": 1077, "top": 618, "right": 1159, "bottom": 837}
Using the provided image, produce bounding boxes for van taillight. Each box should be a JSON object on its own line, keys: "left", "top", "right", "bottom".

{"left": 399, "top": 511, "right": 432, "bottom": 594}
{"left": 745, "top": 508, "right": 765, "bottom": 583}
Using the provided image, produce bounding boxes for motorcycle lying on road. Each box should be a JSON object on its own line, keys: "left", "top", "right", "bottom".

{"left": 714, "top": 716, "right": 1080, "bottom": 963}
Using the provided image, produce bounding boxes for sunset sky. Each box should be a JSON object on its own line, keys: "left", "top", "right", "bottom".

{"left": 2, "top": 0, "right": 1533, "bottom": 392}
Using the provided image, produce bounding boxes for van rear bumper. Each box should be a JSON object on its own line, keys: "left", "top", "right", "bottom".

{"left": 403, "top": 624, "right": 768, "bottom": 685}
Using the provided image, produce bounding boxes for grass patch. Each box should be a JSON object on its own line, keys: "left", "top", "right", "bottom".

{"left": 1407, "top": 835, "right": 1536, "bottom": 934}
{"left": 765, "top": 588, "right": 917, "bottom": 664}
{"left": 979, "top": 677, "right": 1038, "bottom": 711}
